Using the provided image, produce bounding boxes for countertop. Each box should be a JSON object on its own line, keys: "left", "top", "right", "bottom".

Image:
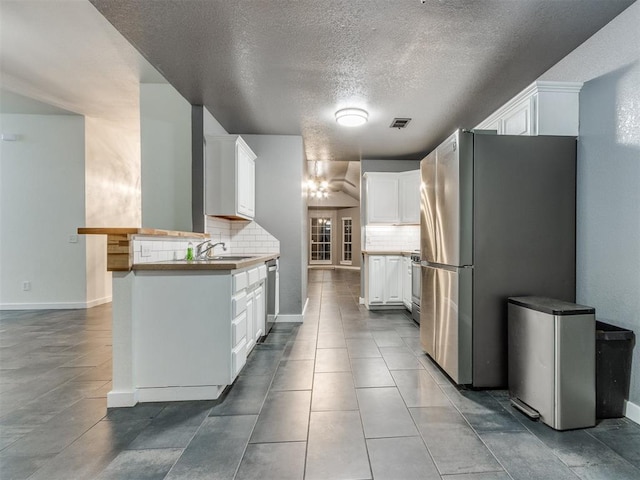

{"left": 133, "top": 253, "right": 279, "bottom": 271}
{"left": 78, "top": 227, "right": 209, "bottom": 239}
{"left": 362, "top": 250, "right": 418, "bottom": 256}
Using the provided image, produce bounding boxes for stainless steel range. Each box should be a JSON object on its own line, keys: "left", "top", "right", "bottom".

{"left": 410, "top": 252, "right": 421, "bottom": 324}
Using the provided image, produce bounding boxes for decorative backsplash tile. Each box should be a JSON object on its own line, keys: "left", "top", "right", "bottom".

{"left": 130, "top": 218, "right": 280, "bottom": 264}
{"left": 365, "top": 225, "right": 419, "bottom": 251}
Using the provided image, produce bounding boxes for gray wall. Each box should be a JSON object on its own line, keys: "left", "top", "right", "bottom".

{"left": 540, "top": 2, "right": 640, "bottom": 408}
{"left": 243, "top": 135, "right": 307, "bottom": 317}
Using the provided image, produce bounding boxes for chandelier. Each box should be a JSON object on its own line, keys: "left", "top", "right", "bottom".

{"left": 307, "top": 161, "right": 329, "bottom": 199}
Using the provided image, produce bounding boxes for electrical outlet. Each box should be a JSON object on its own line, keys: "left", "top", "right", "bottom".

{"left": 141, "top": 244, "right": 151, "bottom": 257}
{"left": 69, "top": 234, "right": 79, "bottom": 243}
{"left": 22, "top": 281, "right": 31, "bottom": 291}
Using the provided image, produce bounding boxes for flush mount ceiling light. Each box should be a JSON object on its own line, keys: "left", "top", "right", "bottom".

{"left": 335, "top": 108, "right": 368, "bottom": 127}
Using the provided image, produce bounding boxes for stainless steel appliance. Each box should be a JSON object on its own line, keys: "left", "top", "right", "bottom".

{"left": 420, "top": 130, "right": 577, "bottom": 387}
{"left": 508, "top": 296, "right": 595, "bottom": 430}
{"left": 410, "top": 252, "right": 421, "bottom": 324}
{"left": 266, "top": 258, "right": 279, "bottom": 334}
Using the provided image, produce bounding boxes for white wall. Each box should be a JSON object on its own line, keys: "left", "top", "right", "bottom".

{"left": 140, "top": 84, "right": 192, "bottom": 231}
{"left": 0, "top": 114, "right": 87, "bottom": 308}
{"left": 540, "top": 2, "right": 640, "bottom": 416}
{"left": 243, "top": 135, "right": 307, "bottom": 319}
{"left": 85, "top": 116, "right": 141, "bottom": 307}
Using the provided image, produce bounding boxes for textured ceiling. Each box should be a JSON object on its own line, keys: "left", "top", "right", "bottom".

{"left": 89, "top": 0, "right": 634, "bottom": 162}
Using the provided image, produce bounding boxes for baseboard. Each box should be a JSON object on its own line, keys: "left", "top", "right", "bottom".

{"left": 276, "top": 313, "right": 304, "bottom": 323}
{"left": 624, "top": 399, "right": 640, "bottom": 425}
{"left": 107, "top": 389, "right": 139, "bottom": 408}
{"left": 137, "top": 385, "right": 225, "bottom": 403}
{"left": 359, "top": 297, "right": 365, "bottom": 305}
{"left": 0, "top": 300, "right": 91, "bottom": 310}
{"left": 86, "top": 296, "right": 112, "bottom": 308}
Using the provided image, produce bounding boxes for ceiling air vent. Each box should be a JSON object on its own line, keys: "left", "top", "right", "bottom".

{"left": 390, "top": 118, "right": 411, "bottom": 129}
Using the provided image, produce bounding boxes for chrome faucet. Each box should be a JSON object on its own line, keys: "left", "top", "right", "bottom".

{"left": 196, "top": 240, "right": 227, "bottom": 259}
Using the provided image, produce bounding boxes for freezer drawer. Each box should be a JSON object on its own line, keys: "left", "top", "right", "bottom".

{"left": 508, "top": 297, "right": 595, "bottom": 430}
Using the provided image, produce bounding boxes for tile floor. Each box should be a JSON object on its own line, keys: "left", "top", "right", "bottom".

{"left": 1, "top": 268, "right": 639, "bottom": 479}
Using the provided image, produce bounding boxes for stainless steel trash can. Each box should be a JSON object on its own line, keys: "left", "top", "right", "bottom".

{"left": 508, "top": 296, "right": 596, "bottom": 430}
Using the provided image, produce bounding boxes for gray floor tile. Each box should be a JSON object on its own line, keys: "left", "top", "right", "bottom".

{"left": 236, "top": 442, "right": 306, "bottom": 480}
{"left": 357, "top": 387, "right": 418, "bottom": 438}
{"left": 410, "top": 406, "right": 502, "bottom": 475}
{"left": 571, "top": 461, "right": 640, "bottom": 480}
{"left": 311, "top": 372, "right": 358, "bottom": 411}
{"left": 270, "top": 359, "right": 314, "bottom": 391}
{"left": 96, "top": 448, "right": 182, "bottom": 480}
{"left": 127, "top": 401, "right": 214, "bottom": 449}
{"left": 0, "top": 453, "right": 56, "bottom": 480}
{"left": 314, "top": 348, "right": 351, "bottom": 372}
{"left": 346, "top": 338, "right": 381, "bottom": 358}
{"left": 351, "top": 357, "right": 395, "bottom": 388}
{"left": 391, "top": 369, "right": 452, "bottom": 407}
{"left": 282, "top": 340, "right": 317, "bottom": 360}
{"left": 441, "top": 473, "right": 511, "bottom": 480}
{"left": 367, "top": 436, "right": 441, "bottom": 480}
{"left": 165, "top": 415, "right": 257, "bottom": 480}
{"left": 380, "top": 346, "right": 425, "bottom": 370}
{"left": 26, "top": 419, "right": 151, "bottom": 480}
{"left": 241, "top": 349, "right": 283, "bottom": 376}
{"left": 209, "top": 374, "right": 272, "bottom": 416}
{"left": 480, "top": 431, "right": 582, "bottom": 480}
{"left": 306, "top": 410, "right": 371, "bottom": 480}
{"left": 588, "top": 419, "right": 640, "bottom": 468}
{"left": 250, "top": 390, "right": 311, "bottom": 443}
{"left": 372, "top": 330, "right": 406, "bottom": 347}
{"left": 317, "top": 332, "right": 347, "bottom": 348}
{"left": 1, "top": 398, "right": 107, "bottom": 456}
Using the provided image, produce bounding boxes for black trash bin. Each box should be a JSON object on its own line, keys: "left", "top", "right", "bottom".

{"left": 596, "top": 321, "right": 635, "bottom": 418}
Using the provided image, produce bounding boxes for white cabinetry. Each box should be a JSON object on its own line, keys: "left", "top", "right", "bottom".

{"left": 402, "top": 256, "right": 412, "bottom": 310}
{"left": 475, "top": 81, "right": 583, "bottom": 136}
{"left": 399, "top": 170, "right": 420, "bottom": 224}
{"left": 205, "top": 135, "right": 256, "bottom": 219}
{"left": 367, "top": 255, "right": 403, "bottom": 307}
{"left": 365, "top": 170, "right": 420, "bottom": 225}
{"left": 243, "top": 265, "right": 267, "bottom": 353}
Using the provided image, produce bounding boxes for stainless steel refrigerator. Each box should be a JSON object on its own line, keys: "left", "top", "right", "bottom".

{"left": 420, "top": 130, "right": 576, "bottom": 387}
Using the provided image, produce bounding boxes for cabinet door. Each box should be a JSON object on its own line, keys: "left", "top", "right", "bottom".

{"left": 384, "top": 256, "right": 403, "bottom": 303}
{"left": 245, "top": 289, "right": 255, "bottom": 353}
{"left": 399, "top": 170, "right": 420, "bottom": 224}
{"left": 368, "top": 256, "right": 385, "bottom": 304}
{"left": 237, "top": 144, "right": 254, "bottom": 217}
{"left": 402, "top": 256, "right": 412, "bottom": 309}
{"left": 254, "top": 283, "right": 265, "bottom": 341}
{"left": 367, "top": 174, "right": 400, "bottom": 223}
{"left": 502, "top": 96, "right": 534, "bottom": 136}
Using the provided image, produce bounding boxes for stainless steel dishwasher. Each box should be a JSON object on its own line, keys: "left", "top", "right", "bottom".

{"left": 266, "top": 258, "right": 279, "bottom": 334}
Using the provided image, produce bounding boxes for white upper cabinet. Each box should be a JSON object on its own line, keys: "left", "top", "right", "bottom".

{"left": 475, "top": 81, "right": 583, "bottom": 136}
{"left": 205, "top": 135, "right": 256, "bottom": 219}
{"left": 399, "top": 170, "right": 420, "bottom": 224}
{"left": 365, "top": 170, "right": 420, "bottom": 225}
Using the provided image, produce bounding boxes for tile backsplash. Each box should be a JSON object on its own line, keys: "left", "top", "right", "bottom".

{"left": 206, "top": 217, "right": 280, "bottom": 254}
{"left": 131, "top": 217, "right": 280, "bottom": 264}
{"left": 132, "top": 237, "right": 204, "bottom": 264}
{"left": 365, "top": 225, "right": 419, "bottom": 251}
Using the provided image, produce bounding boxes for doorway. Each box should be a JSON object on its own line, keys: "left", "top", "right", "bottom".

{"left": 309, "top": 216, "right": 332, "bottom": 264}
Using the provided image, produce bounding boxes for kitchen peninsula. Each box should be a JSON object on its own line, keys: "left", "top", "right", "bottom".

{"left": 79, "top": 228, "right": 278, "bottom": 408}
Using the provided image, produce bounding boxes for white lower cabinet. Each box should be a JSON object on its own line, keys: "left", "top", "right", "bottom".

{"left": 132, "top": 261, "right": 269, "bottom": 403}
{"left": 367, "top": 255, "right": 404, "bottom": 308}
{"left": 402, "top": 256, "right": 412, "bottom": 310}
